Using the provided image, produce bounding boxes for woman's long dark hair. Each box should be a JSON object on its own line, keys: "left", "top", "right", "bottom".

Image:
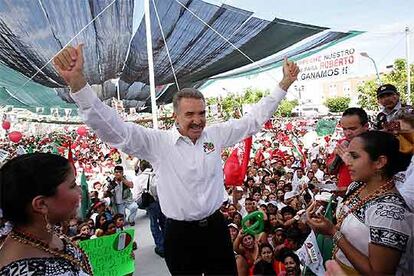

{"left": 357, "top": 131, "right": 411, "bottom": 178}
{"left": 0, "top": 153, "right": 71, "bottom": 225}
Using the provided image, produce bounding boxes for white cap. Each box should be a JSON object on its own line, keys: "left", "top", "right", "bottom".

{"left": 235, "top": 186, "right": 244, "bottom": 192}
{"left": 267, "top": 200, "right": 277, "bottom": 206}
{"left": 284, "top": 191, "right": 298, "bottom": 201}
{"left": 228, "top": 223, "right": 238, "bottom": 230}
{"left": 315, "top": 192, "right": 332, "bottom": 202}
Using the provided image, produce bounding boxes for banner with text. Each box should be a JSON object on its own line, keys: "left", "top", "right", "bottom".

{"left": 298, "top": 48, "right": 356, "bottom": 81}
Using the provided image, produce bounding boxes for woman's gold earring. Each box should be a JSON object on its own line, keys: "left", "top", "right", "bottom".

{"left": 44, "top": 214, "right": 53, "bottom": 234}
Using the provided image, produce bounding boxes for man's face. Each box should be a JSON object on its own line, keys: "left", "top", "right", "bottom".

{"left": 94, "top": 182, "right": 102, "bottom": 190}
{"left": 340, "top": 115, "right": 368, "bottom": 140}
{"left": 378, "top": 93, "right": 399, "bottom": 111}
{"left": 276, "top": 161, "right": 283, "bottom": 169}
{"left": 173, "top": 98, "right": 206, "bottom": 143}
{"left": 233, "top": 190, "right": 243, "bottom": 200}
{"left": 245, "top": 200, "right": 256, "bottom": 213}
{"left": 114, "top": 169, "right": 123, "bottom": 181}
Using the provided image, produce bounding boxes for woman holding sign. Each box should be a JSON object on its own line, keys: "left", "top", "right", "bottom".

{"left": 0, "top": 153, "right": 93, "bottom": 275}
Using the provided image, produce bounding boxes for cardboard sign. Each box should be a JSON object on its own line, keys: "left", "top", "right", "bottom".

{"left": 79, "top": 229, "right": 135, "bottom": 276}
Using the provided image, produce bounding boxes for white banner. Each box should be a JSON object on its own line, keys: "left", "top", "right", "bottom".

{"left": 296, "top": 230, "right": 325, "bottom": 276}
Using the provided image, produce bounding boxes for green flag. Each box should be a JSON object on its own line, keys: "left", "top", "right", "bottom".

{"left": 316, "top": 197, "right": 334, "bottom": 263}
{"left": 80, "top": 171, "right": 90, "bottom": 220}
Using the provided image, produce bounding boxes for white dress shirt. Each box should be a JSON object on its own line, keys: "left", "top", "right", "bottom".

{"left": 71, "top": 84, "right": 286, "bottom": 220}
{"left": 132, "top": 168, "right": 157, "bottom": 201}
{"left": 396, "top": 155, "right": 414, "bottom": 211}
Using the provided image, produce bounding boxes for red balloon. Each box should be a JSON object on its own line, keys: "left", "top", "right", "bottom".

{"left": 2, "top": 120, "right": 10, "bottom": 130}
{"left": 9, "top": 131, "right": 22, "bottom": 143}
{"left": 77, "top": 126, "right": 88, "bottom": 137}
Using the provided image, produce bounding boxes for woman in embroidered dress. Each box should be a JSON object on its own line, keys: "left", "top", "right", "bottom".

{"left": 0, "top": 153, "right": 92, "bottom": 275}
{"left": 307, "top": 131, "right": 412, "bottom": 275}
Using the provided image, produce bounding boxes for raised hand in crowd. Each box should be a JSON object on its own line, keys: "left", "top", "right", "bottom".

{"left": 305, "top": 201, "right": 335, "bottom": 236}
{"left": 53, "top": 45, "right": 87, "bottom": 92}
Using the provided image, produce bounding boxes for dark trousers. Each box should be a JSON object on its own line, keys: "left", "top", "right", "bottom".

{"left": 164, "top": 210, "right": 237, "bottom": 276}
{"left": 147, "top": 201, "right": 166, "bottom": 252}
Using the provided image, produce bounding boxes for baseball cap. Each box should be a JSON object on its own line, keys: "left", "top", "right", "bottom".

{"left": 377, "top": 84, "right": 398, "bottom": 97}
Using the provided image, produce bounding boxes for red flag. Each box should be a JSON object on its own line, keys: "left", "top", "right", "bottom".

{"left": 224, "top": 137, "right": 252, "bottom": 186}
{"left": 264, "top": 120, "right": 273, "bottom": 130}
{"left": 67, "top": 140, "right": 77, "bottom": 176}
{"left": 240, "top": 137, "right": 252, "bottom": 179}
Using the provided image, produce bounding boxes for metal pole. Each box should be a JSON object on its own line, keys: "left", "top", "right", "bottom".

{"left": 406, "top": 26, "right": 411, "bottom": 105}
{"left": 360, "top": 52, "right": 382, "bottom": 86}
{"left": 116, "top": 78, "right": 120, "bottom": 101}
{"left": 369, "top": 56, "right": 382, "bottom": 86}
{"left": 144, "top": 0, "right": 158, "bottom": 129}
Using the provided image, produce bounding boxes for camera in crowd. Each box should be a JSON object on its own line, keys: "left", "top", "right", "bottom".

{"left": 106, "top": 176, "right": 117, "bottom": 191}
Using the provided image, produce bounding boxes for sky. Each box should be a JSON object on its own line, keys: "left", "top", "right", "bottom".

{"left": 133, "top": 0, "right": 414, "bottom": 101}
{"left": 203, "top": 0, "right": 414, "bottom": 70}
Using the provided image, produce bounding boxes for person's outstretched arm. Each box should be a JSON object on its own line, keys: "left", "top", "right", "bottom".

{"left": 210, "top": 58, "right": 299, "bottom": 149}
{"left": 53, "top": 45, "right": 160, "bottom": 163}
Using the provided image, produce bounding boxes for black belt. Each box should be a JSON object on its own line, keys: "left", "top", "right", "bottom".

{"left": 167, "top": 209, "right": 222, "bottom": 227}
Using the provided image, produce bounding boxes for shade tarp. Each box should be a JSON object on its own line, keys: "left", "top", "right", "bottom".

{"left": 0, "top": 0, "right": 357, "bottom": 111}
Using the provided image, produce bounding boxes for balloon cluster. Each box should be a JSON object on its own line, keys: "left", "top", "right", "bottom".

{"left": 2, "top": 119, "right": 23, "bottom": 143}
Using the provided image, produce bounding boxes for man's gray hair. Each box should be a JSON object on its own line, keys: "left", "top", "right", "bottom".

{"left": 172, "top": 88, "right": 205, "bottom": 113}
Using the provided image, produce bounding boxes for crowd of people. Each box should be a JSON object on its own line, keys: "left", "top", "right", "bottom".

{"left": 0, "top": 45, "right": 413, "bottom": 276}
{"left": 1, "top": 103, "right": 413, "bottom": 275}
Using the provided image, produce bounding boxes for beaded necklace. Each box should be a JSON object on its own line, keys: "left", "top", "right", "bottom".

{"left": 9, "top": 229, "right": 93, "bottom": 275}
{"left": 332, "top": 180, "right": 395, "bottom": 257}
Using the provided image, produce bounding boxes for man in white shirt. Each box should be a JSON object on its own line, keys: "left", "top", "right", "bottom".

{"left": 53, "top": 44, "right": 299, "bottom": 275}
{"left": 291, "top": 167, "right": 309, "bottom": 192}
{"left": 133, "top": 160, "right": 166, "bottom": 258}
{"left": 310, "top": 159, "right": 324, "bottom": 182}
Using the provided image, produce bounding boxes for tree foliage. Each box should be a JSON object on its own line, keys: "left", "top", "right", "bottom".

{"left": 324, "top": 96, "right": 351, "bottom": 112}
{"left": 207, "top": 88, "right": 271, "bottom": 119}
{"left": 206, "top": 87, "right": 299, "bottom": 118}
{"left": 357, "top": 59, "right": 414, "bottom": 110}
{"left": 276, "top": 99, "right": 299, "bottom": 117}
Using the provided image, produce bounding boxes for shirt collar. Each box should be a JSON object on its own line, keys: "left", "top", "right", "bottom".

{"left": 381, "top": 101, "right": 402, "bottom": 115}
{"left": 171, "top": 125, "right": 206, "bottom": 145}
